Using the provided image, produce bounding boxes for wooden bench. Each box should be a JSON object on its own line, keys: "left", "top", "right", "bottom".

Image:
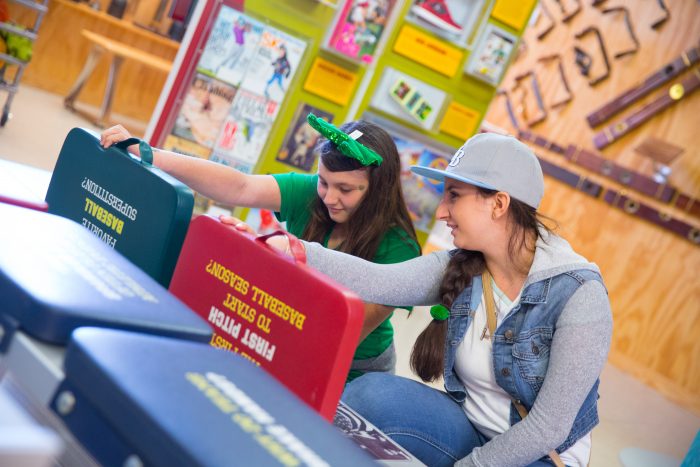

{"left": 64, "top": 29, "right": 172, "bottom": 127}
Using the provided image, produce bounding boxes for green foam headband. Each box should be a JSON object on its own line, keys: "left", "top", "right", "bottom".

{"left": 306, "top": 113, "right": 383, "bottom": 167}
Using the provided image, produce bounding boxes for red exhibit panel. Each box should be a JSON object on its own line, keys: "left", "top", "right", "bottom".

{"left": 169, "top": 215, "right": 364, "bottom": 421}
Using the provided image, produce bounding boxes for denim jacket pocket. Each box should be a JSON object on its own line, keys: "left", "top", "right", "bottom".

{"left": 512, "top": 328, "right": 552, "bottom": 392}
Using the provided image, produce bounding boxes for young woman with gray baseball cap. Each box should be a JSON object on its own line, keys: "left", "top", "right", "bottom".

{"left": 268, "top": 132, "right": 612, "bottom": 467}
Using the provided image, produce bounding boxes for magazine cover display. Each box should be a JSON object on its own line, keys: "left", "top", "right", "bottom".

{"left": 162, "top": 135, "right": 213, "bottom": 159}
{"left": 209, "top": 89, "right": 279, "bottom": 173}
{"left": 169, "top": 73, "right": 237, "bottom": 149}
{"left": 370, "top": 67, "right": 446, "bottom": 130}
{"left": 327, "top": 0, "right": 397, "bottom": 64}
{"left": 464, "top": 23, "right": 516, "bottom": 85}
{"left": 392, "top": 133, "right": 449, "bottom": 234}
{"left": 167, "top": 6, "right": 307, "bottom": 173}
{"left": 406, "top": 0, "right": 487, "bottom": 47}
{"left": 276, "top": 103, "right": 334, "bottom": 172}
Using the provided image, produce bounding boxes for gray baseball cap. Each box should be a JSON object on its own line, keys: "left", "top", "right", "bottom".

{"left": 411, "top": 132, "right": 544, "bottom": 209}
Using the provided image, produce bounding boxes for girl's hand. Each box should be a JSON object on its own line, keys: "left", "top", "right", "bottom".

{"left": 218, "top": 215, "right": 256, "bottom": 235}
{"left": 100, "top": 125, "right": 140, "bottom": 157}
{"left": 218, "top": 215, "right": 298, "bottom": 259}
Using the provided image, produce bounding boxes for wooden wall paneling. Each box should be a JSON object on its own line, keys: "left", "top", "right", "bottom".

{"left": 486, "top": 0, "right": 700, "bottom": 413}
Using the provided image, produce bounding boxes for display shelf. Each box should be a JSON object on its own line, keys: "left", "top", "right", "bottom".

{"left": 0, "top": 81, "right": 20, "bottom": 93}
{"left": 0, "top": 21, "right": 38, "bottom": 40}
{"left": 8, "top": 0, "right": 48, "bottom": 13}
{"left": 0, "top": 0, "right": 49, "bottom": 126}
{"left": 0, "top": 51, "right": 28, "bottom": 67}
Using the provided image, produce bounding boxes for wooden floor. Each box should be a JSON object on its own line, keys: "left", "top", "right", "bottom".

{"left": 1, "top": 85, "right": 699, "bottom": 466}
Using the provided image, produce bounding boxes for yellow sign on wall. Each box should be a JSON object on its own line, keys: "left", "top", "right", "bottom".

{"left": 491, "top": 0, "right": 537, "bottom": 31}
{"left": 439, "top": 101, "right": 481, "bottom": 141}
{"left": 393, "top": 25, "right": 464, "bottom": 77}
{"left": 303, "top": 58, "right": 358, "bottom": 106}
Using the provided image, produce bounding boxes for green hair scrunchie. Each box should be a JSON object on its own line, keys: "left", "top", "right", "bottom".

{"left": 430, "top": 304, "right": 449, "bottom": 321}
{"left": 306, "top": 113, "right": 383, "bottom": 167}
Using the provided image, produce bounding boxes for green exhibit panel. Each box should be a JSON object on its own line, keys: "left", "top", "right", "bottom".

{"left": 147, "top": 0, "right": 535, "bottom": 245}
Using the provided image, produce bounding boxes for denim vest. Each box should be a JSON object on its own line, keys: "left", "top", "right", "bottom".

{"left": 442, "top": 269, "right": 604, "bottom": 453}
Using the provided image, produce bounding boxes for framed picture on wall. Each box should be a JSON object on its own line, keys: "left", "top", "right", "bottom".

{"left": 393, "top": 134, "right": 450, "bottom": 234}
{"left": 276, "top": 103, "right": 334, "bottom": 172}
{"left": 326, "top": 0, "right": 398, "bottom": 64}
{"left": 464, "top": 23, "right": 516, "bottom": 85}
{"left": 370, "top": 67, "right": 447, "bottom": 130}
{"left": 363, "top": 113, "right": 452, "bottom": 236}
{"left": 405, "top": 0, "right": 487, "bottom": 48}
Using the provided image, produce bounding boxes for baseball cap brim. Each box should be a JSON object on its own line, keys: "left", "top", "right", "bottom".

{"left": 410, "top": 165, "right": 497, "bottom": 191}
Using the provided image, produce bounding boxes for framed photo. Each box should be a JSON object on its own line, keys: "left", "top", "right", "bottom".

{"left": 389, "top": 79, "right": 434, "bottom": 123}
{"left": 363, "top": 113, "right": 452, "bottom": 236}
{"left": 464, "top": 23, "right": 516, "bottom": 85}
{"left": 327, "top": 0, "right": 398, "bottom": 64}
{"left": 405, "top": 0, "right": 487, "bottom": 47}
{"left": 370, "top": 67, "right": 446, "bottom": 130}
{"left": 276, "top": 104, "right": 334, "bottom": 172}
{"left": 394, "top": 135, "right": 450, "bottom": 234}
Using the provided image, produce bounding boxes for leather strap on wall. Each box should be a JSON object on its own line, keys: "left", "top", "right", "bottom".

{"left": 537, "top": 157, "right": 604, "bottom": 198}
{"left": 674, "top": 193, "right": 700, "bottom": 219}
{"left": 479, "top": 129, "right": 700, "bottom": 245}
{"left": 519, "top": 130, "right": 567, "bottom": 155}
{"left": 566, "top": 145, "right": 676, "bottom": 202}
{"left": 586, "top": 44, "right": 700, "bottom": 127}
{"left": 592, "top": 68, "right": 700, "bottom": 150}
{"left": 603, "top": 189, "right": 700, "bottom": 245}
{"left": 521, "top": 130, "right": 670, "bottom": 200}
{"left": 498, "top": 89, "right": 521, "bottom": 130}
{"left": 520, "top": 130, "right": 700, "bottom": 218}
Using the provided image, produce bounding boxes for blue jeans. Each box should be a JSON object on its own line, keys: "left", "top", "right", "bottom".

{"left": 342, "top": 373, "right": 558, "bottom": 467}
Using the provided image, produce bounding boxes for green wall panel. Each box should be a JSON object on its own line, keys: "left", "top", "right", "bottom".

{"left": 234, "top": 0, "right": 536, "bottom": 240}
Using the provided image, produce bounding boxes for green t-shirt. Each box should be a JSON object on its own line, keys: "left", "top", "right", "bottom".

{"left": 271, "top": 172, "right": 420, "bottom": 363}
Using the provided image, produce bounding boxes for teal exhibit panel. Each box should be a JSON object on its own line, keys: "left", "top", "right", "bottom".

{"left": 45, "top": 128, "right": 194, "bottom": 287}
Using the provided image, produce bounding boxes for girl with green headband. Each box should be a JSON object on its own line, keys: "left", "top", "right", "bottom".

{"left": 100, "top": 118, "right": 420, "bottom": 381}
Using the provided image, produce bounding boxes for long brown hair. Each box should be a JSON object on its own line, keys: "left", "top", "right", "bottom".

{"left": 302, "top": 120, "right": 419, "bottom": 260}
{"left": 410, "top": 187, "right": 554, "bottom": 382}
